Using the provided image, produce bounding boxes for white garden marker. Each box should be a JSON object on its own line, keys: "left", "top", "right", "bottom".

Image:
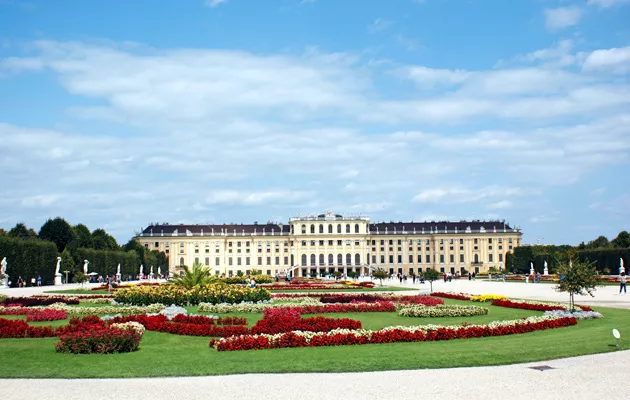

{"left": 612, "top": 329, "right": 621, "bottom": 349}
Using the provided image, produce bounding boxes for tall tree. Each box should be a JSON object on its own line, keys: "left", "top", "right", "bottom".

{"left": 611, "top": 231, "right": 630, "bottom": 249}
{"left": 586, "top": 235, "right": 610, "bottom": 249}
{"left": 72, "top": 224, "right": 93, "bottom": 249}
{"left": 423, "top": 268, "right": 442, "bottom": 293}
{"left": 8, "top": 223, "right": 38, "bottom": 240}
{"left": 38, "top": 218, "right": 75, "bottom": 253}
{"left": 92, "top": 228, "right": 119, "bottom": 251}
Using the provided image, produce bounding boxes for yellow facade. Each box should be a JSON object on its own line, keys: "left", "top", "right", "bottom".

{"left": 136, "top": 211, "right": 522, "bottom": 277}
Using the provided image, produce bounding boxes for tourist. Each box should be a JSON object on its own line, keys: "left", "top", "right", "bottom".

{"left": 472, "top": 272, "right": 476, "bottom": 280}
{"left": 17, "top": 276, "right": 23, "bottom": 288}
{"left": 37, "top": 275, "right": 42, "bottom": 287}
{"left": 30, "top": 277, "right": 36, "bottom": 286}
{"left": 468, "top": 272, "right": 472, "bottom": 281}
{"left": 250, "top": 278, "right": 256, "bottom": 289}
{"left": 619, "top": 272, "right": 627, "bottom": 295}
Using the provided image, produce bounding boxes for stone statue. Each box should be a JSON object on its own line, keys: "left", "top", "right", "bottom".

{"left": 621, "top": 258, "right": 625, "bottom": 275}
{"left": 529, "top": 261, "right": 534, "bottom": 275}
{"left": 116, "top": 263, "right": 121, "bottom": 275}
{"left": 140, "top": 264, "right": 144, "bottom": 277}
{"left": 158, "top": 266, "right": 161, "bottom": 277}
{"left": 54, "top": 257, "right": 63, "bottom": 285}
{"left": 543, "top": 260, "right": 549, "bottom": 276}
{"left": 1, "top": 257, "right": 8, "bottom": 287}
{"left": 83, "top": 259, "right": 89, "bottom": 275}
{"left": 150, "top": 265, "right": 154, "bottom": 276}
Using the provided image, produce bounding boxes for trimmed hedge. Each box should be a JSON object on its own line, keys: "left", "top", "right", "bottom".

{"left": 72, "top": 248, "right": 139, "bottom": 278}
{"left": 0, "top": 237, "right": 58, "bottom": 286}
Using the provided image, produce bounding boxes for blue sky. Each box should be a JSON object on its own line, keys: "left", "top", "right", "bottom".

{"left": 0, "top": 0, "right": 629, "bottom": 245}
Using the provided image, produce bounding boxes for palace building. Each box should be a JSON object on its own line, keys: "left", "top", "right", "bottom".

{"left": 135, "top": 211, "right": 522, "bottom": 277}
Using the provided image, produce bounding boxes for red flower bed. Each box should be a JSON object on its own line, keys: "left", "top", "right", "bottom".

{"left": 171, "top": 314, "right": 247, "bottom": 326}
{"left": 0, "top": 318, "right": 58, "bottom": 338}
{"left": 0, "top": 307, "right": 30, "bottom": 315}
{"left": 490, "top": 299, "right": 566, "bottom": 311}
{"left": 320, "top": 294, "right": 383, "bottom": 303}
{"left": 211, "top": 317, "right": 577, "bottom": 351}
{"left": 26, "top": 309, "right": 68, "bottom": 322}
{"left": 55, "top": 327, "right": 141, "bottom": 354}
{"left": 430, "top": 292, "right": 471, "bottom": 301}
{"left": 397, "top": 296, "right": 444, "bottom": 306}
{"left": 252, "top": 310, "right": 361, "bottom": 335}
{"left": 1, "top": 297, "right": 79, "bottom": 307}
{"left": 272, "top": 301, "right": 397, "bottom": 315}
{"left": 111, "top": 314, "right": 249, "bottom": 337}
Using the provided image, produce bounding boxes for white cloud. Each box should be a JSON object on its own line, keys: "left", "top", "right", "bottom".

{"left": 205, "top": 190, "right": 312, "bottom": 205}
{"left": 544, "top": 7, "right": 583, "bottom": 31}
{"left": 587, "top": 0, "right": 630, "bottom": 8}
{"left": 21, "top": 195, "right": 60, "bottom": 207}
{"left": 368, "top": 18, "right": 394, "bottom": 34}
{"left": 204, "top": 0, "right": 227, "bottom": 7}
{"left": 582, "top": 46, "right": 630, "bottom": 74}
{"left": 487, "top": 200, "right": 513, "bottom": 210}
{"left": 530, "top": 215, "right": 558, "bottom": 223}
{"left": 412, "top": 187, "right": 536, "bottom": 204}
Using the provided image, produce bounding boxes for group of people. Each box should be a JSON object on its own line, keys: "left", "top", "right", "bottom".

{"left": 13, "top": 275, "right": 42, "bottom": 288}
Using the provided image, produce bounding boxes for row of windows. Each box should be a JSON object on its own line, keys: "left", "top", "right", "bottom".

{"left": 372, "top": 253, "right": 504, "bottom": 264}
{"left": 295, "top": 223, "right": 362, "bottom": 234}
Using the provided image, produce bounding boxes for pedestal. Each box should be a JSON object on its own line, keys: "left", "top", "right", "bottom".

{"left": 54, "top": 274, "right": 63, "bottom": 285}
{"left": 543, "top": 267, "right": 549, "bottom": 276}
{"left": 530, "top": 268, "right": 534, "bottom": 275}
{"left": 1, "top": 279, "right": 8, "bottom": 288}
{"left": 116, "top": 273, "right": 121, "bottom": 282}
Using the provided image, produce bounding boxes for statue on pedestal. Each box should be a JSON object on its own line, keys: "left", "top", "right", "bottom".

{"left": 530, "top": 261, "right": 534, "bottom": 275}
{"left": 543, "top": 260, "right": 549, "bottom": 276}
{"left": 54, "top": 257, "right": 63, "bottom": 285}
{"left": 140, "top": 264, "right": 144, "bottom": 278}
{"left": 158, "top": 266, "right": 161, "bottom": 277}
{"left": 150, "top": 265, "right": 154, "bottom": 277}
{"left": 621, "top": 258, "right": 625, "bottom": 275}
{"left": 83, "top": 259, "right": 89, "bottom": 275}
{"left": 1, "top": 257, "right": 8, "bottom": 288}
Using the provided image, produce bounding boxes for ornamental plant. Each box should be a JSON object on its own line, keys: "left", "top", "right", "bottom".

{"left": 55, "top": 327, "right": 142, "bottom": 354}
{"left": 372, "top": 269, "right": 389, "bottom": 286}
{"left": 114, "top": 284, "right": 271, "bottom": 306}
{"left": 470, "top": 294, "right": 508, "bottom": 302}
{"left": 170, "top": 261, "right": 222, "bottom": 289}
{"left": 398, "top": 304, "right": 488, "bottom": 318}
{"left": 555, "top": 259, "right": 600, "bottom": 311}
{"left": 26, "top": 309, "right": 68, "bottom": 322}
{"left": 422, "top": 268, "right": 442, "bottom": 293}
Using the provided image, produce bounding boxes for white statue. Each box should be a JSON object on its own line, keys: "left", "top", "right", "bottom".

{"left": 543, "top": 260, "right": 549, "bottom": 276}
{"left": 158, "top": 266, "right": 161, "bottom": 277}
{"left": 140, "top": 264, "right": 144, "bottom": 277}
{"left": 621, "top": 258, "right": 625, "bottom": 275}
{"left": 1, "top": 257, "right": 6, "bottom": 276}
{"left": 150, "top": 265, "right": 154, "bottom": 275}
{"left": 530, "top": 261, "right": 534, "bottom": 275}
{"left": 83, "top": 259, "right": 89, "bottom": 275}
{"left": 116, "top": 263, "right": 121, "bottom": 275}
{"left": 54, "top": 257, "right": 63, "bottom": 285}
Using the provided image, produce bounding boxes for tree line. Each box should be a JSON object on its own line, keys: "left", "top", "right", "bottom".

{"left": 0, "top": 217, "right": 168, "bottom": 285}
{"left": 506, "top": 230, "right": 630, "bottom": 275}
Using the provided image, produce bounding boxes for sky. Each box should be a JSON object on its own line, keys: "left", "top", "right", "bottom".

{"left": 0, "top": 0, "right": 629, "bottom": 246}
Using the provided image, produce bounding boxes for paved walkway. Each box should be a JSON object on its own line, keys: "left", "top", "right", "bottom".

{"left": 1, "top": 350, "right": 628, "bottom": 400}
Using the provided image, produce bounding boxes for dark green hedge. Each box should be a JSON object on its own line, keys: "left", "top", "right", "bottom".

{"left": 72, "top": 248, "right": 139, "bottom": 278}
{"left": 0, "top": 236, "right": 58, "bottom": 285}
{"left": 575, "top": 248, "right": 629, "bottom": 273}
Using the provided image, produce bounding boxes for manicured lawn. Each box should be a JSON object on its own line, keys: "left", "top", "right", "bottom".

{"left": 1, "top": 298, "right": 628, "bottom": 378}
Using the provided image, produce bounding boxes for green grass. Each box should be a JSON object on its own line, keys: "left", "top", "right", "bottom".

{"left": 1, "top": 299, "right": 628, "bottom": 378}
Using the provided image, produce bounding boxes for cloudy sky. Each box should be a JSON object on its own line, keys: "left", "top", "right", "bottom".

{"left": 0, "top": 0, "right": 629, "bottom": 245}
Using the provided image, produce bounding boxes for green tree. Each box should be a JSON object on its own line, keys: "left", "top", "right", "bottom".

{"left": 71, "top": 223, "right": 93, "bottom": 249}
{"left": 38, "top": 217, "right": 75, "bottom": 252}
{"left": 555, "top": 259, "right": 600, "bottom": 311}
{"left": 8, "top": 223, "right": 38, "bottom": 240}
{"left": 611, "top": 231, "right": 630, "bottom": 249}
{"left": 586, "top": 235, "right": 610, "bottom": 250}
{"left": 60, "top": 248, "right": 76, "bottom": 273}
{"left": 170, "top": 261, "right": 220, "bottom": 289}
{"left": 372, "top": 269, "right": 388, "bottom": 286}
{"left": 73, "top": 271, "right": 87, "bottom": 286}
{"left": 92, "top": 229, "right": 119, "bottom": 251}
{"left": 423, "top": 268, "right": 442, "bottom": 293}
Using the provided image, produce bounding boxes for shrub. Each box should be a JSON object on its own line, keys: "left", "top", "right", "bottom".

{"left": 430, "top": 292, "right": 471, "bottom": 301}
{"left": 55, "top": 328, "right": 142, "bottom": 354}
{"left": 0, "top": 318, "right": 58, "bottom": 338}
{"left": 470, "top": 294, "right": 508, "bottom": 302}
{"left": 399, "top": 305, "right": 488, "bottom": 318}
{"left": 1, "top": 296, "right": 79, "bottom": 307}
{"left": 26, "top": 309, "right": 68, "bottom": 322}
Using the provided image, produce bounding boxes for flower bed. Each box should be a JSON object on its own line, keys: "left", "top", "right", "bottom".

{"left": 430, "top": 292, "right": 471, "bottom": 301}
{"left": 543, "top": 310, "right": 603, "bottom": 320}
{"left": 55, "top": 327, "right": 142, "bottom": 354}
{"left": 48, "top": 303, "right": 166, "bottom": 315}
{"left": 26, "top": 309, "right": 68, "bottom": 322}
{"left": 320, "top": 294, "right": 384, "bottom": 303}
{"left": 114, "top": 284, "right": 270, "bottom": 306}
{"left": 198, "top": 299, "right": 322, "bottom": 313}
{"left": 0, "top": 306, "right": 31, "bottom": 315}
{"left": 0, "top": 318, "right": 58, "bottom": 338}
{"left": 251, "top": 312, "right": 361, "bottom": 335}
{"left": 222, "top": 274, "right": 273, "bottom": 284}
{"left": 397, "top": 296, "right": 444, "bottom": 306}
{"left": 110, "top": 314, "right": 250, "bottom": 337}
{"left": 1, "top": 296, "right": 79, "bottom": 307}
{"left": 209, "top": 315, "right": 577, "bottom": 351}
{"left": 490, "top": 299, "right": 567, "bottom": 312}
{"left": 268, "top": 301, "right": 397, "bottom": 315}
{"left": 471, "top": 294, "right": 508, "bottom": 302}
{"left": 399, "top": 305, "right": 488, "bottom": 318}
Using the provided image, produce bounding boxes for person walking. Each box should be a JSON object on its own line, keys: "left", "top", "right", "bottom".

{"left": 620, "top": 272, "right": 627, "bottom": 295}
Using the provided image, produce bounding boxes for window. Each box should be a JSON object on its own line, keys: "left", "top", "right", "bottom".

{"left": 380, "top": 240, "right": 384, "bottom": 245}
{"left": 154, "top": 242, "right": 159, "bottom": 248}
{"left": 194, "top": 242, "right": 199, "bottom": 247}
{"left": 389, "top": 240, "right": 393, "bottom": 245}
{"left": 179, "top": 257, "right": 184, "bottom": 266}
{"left": 450, "top": 254, "right": 454, "bottom": 263}
{"left": 426, "top": 255, "right": 430, "bottom": 263}
{"left": 246, "top": 241, "right": 250, "bottom": 247}
{"left": 346, "top": 254, "right": 352, "bottom": 265}
{"left": 258, "top": 257, "right": 262, "bottom": 265}
{"left": 509, "top": 238, "right": 513, "bottom": 243}
{"left": 440, "top": 239, "right": 444, "bottom": 245}
{"left": 337, "top": 240, "right": 342, "bottom": 246}
{"left": 266, "top": 241, "right": 271, "bottom": 247}
{"left": 319, "top": 225, "right": 324, "bottom": 234}
{"left": 488, "top": 238, "right": 493, "bottom": 244}
{"left": 408, "top": 240, "right": 413, "bottom": 245}
{"left": 460, "top": 254, "right": 464, "bottom": 263}
{"left": 346, "top": 224, "right": 350, "bottom": 233}
{"left": 426, "top": 247, "right": 430, "bottom": 252}
{"left": 373, "top": 255, "right": 377, "bottom": 264}
{"left": 328, "top": 240, "right": 333, "bottom": 246}
{"left": 328, "top": 224, "right": 333, "bottom": 234}
{"left": 489, "top": 254, "right": 493, "bottom": 262}
{"left": 449, "top": 239, "right": 454, "bottom": 245}
{"left": 460, "top": 239, "right": 464, "bottom": 244}
{"left": 228, "top": 242, "right": 232, "bottom": 247}
{"left": 355, "top": 254, "right": 361, "bottom": 265}
{"left": 204, "top": 257, "right": 210, "bottom": 265}
{"left": 397, "top": 255, "right": 402, "bottom": 264}
{"left": 266, "top": 257, "right": 271, "bottom": 265}
{"left": 275, "top": 257, "right": 279, "bottom": 265}
{"left": 338, "top": 254, "right": 343, "bottom": 265}
{"left": 345, "top": 240, "right": 351, "bottom": 245}
{"left": 302, "top": 240, "right": 306, "bottom": 246}
{"left": 228, "top": 258, "right": 233, "bottom": 266}
{"left": 246, "top": 257, "right": 250, "bottom": 266}
{"left": 417, "top": 255, "right": 422, "bottom": 263}
{"left": 426, "top": 239, "right": 430, "bottom": 245}
{"left": 310, "top": 240, "right": 316, "bottom": 246}
{"left": 319, "top": 240, "right": 324, "bottom": 246}
{"left": 409, "top": 255, "right": 413, "bottom": 263}
{"left": 237, "top": 258, "right": 241, "bottom": 266}
{"left": 205, "top": 248, "right": 210, "bottom": 253}
{"left": 329, "top": 254, "right": 334, "bottom": 265}
{"left": 180, "top": 242, "right": 184, "bottom": 247}
{"left": 237, "top": 241, "right": 241, "bottom": 247}
{"left": 301, "top": 224, "right": 306, "bottom": 234}
{"left": 380, "top": 255, "right": 385, "bottom": 264}
{"left": 310, "top": 224, "right": 315, "bottom": 234}
{"left": 284, "top": 256, "right": 288, "bottom": 265}
{"left": 319, "top": 254, "right": 325, "bottom": 265}
{"left": 165, "top": 242, "right": 169, "bottom": 248}
{"left": 474, "top": 238, "right": 478, "bottom": 244}
{"left": 499, "top": 254, "right": 503, "bottom": 262}
{"left": 440, "top": 255, "right": 444, "bottom": 263}
{"left": 355, "top": 224, "right": 359, "bottom": 233}
{"left": 489, "top": 246, "right": 493, "bottom": 250}
{"left": 215, "top": 257, "right": 220, "bottom": 265}
{"left": 337, "top": 224, "right": 341, "bottom": 233}
{"left": 194, "top": 249, "right": 199, "bottom": 254}
{"left": 389, "top": 255, "right": 394, "bottom": 263}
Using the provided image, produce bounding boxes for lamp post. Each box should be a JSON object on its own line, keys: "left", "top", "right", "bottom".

{"left": 63, "top": 270, "right": 70, "bottom": 285}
